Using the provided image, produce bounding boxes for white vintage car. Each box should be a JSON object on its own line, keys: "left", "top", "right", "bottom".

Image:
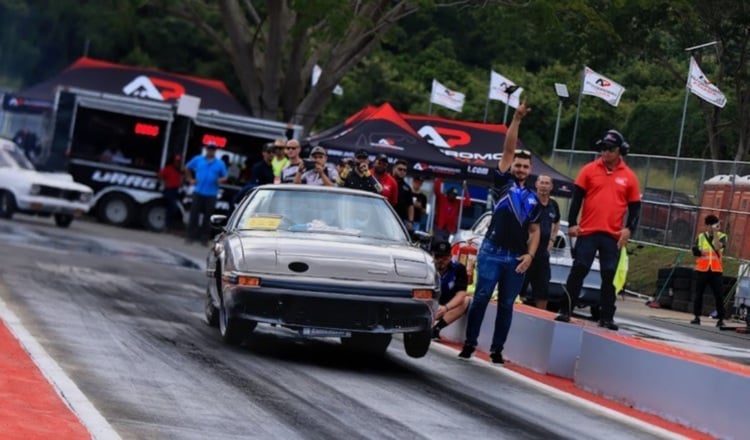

{"left": 0, "top": 137, "right": 93, "bottom": 227}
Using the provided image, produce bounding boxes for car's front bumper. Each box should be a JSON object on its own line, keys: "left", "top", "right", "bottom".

{"left": 15, "top": 194, "right": 90, "bottom": 216}
{"left": 223, "top": 285, "right": 436, "bottom": 334}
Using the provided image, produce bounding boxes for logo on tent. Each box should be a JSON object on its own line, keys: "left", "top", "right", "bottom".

{"left": 416, "top": 125, "right": 471, "bottom": 149}
{"left": 122, "top": 75, "right": 186, "bottom": 101}
{"left": 413, "top": 162, "right": 429, "bottom": 171}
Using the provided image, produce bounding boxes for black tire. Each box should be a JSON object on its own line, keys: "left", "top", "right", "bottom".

{"left": 141, "top": 201, "right": 166, "bottom": 232}
{"left": 340, "top": 333, "right": 392, "bottom": 356}
{"left": 671, "top": 267, "right": 694, "bottom": 279}
{"left": 0, "top": 190, "right": 16, "bottom": 219}
{"left": 672, "top": 288, "right": 693, "bottom": 302}
{"left": 403, "top": 329, "right": 431, "bottom": 358}
{"left": 53, "top": 213, "right": 74, "bottom": 228}
{"left": 671, "top": 277, "right": 692, "bottom": 290}
{"left": 97, "top": 194, "right": 134, "bottom": 227}
{"left": 218, "top": 295, "right": 256, "bottom": 345}
{"left": 204, "top": 286, "right": 219, "bottom": 328}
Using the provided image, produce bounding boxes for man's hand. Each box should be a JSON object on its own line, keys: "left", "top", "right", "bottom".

{"left": 515, "top": 253, "right": 533, "bottom": 273}
{"left": 617, "top": 227, "right": 631, "bottom": 249}
{"left": 513, "top": 100, "right": 531, "bottom": 121}
{"left": 568, "top": 225, "right": 581, "bottom": 237}
{"left": 315, "top": 163, "right": 325, "bottom": 175}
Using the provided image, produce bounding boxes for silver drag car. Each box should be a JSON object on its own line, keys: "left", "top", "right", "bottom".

{"left": 204, "top": 184, "right": 439, "bottom": 358}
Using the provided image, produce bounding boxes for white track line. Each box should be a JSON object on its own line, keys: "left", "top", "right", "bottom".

{"left": 0, "top": 291, "right": 121, "bottom": 440}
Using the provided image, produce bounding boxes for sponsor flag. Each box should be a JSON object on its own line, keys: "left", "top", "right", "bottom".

{"left": 581, "top": 66, "right": 625, "bottom": 107}
{"left": 311, "top": 64, "right": 343, "bottom": 96}
{"left": 687, "top": 56, "right": 726, "bottom": 108}
{"left": 430, "top": 79, "right": 465, "bottom": 112}
{"left": 488, "top": 70, "right": 523, "bottom": 108}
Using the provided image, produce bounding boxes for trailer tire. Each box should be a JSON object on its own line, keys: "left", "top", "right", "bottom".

{"left": 141, "top": 201, "right": 166, "bottom": 232}
{"left": 97, "top": 194, "right": 134, "bottom": 227}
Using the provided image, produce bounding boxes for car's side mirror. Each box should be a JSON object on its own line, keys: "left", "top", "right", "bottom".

{"left": 209, "top": 214, "right": 228, "bottom": 229}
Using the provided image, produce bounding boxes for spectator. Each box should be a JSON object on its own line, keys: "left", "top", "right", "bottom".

{"left": 184, "top": 143, "right": 228, "bottom": 246}
{"left": 411, "top": 176, "right": 428, "bottom": 232}
{"left": 431, "top": 239, "right": 471, "bottom": 340}
{"left": 342, "top": 149, "right": 382, "bottom": 194}
{"left": 520, "top": 174, "right": 560, "bottom": 310}
{"left": 271, "top": 138, "right": 289, "bottom": 183}
{"left": 233, "top": 143, "right": 275, "bottom": 207}
{"left": 458, "top": 101, "right": 540, "bottom": 364}
{"left": 158, "top": 153, "right": 183, "bottom": 231}
{"left": 391, "top": 159, "right": 414, "bottom": 229}
{"left": 280, "top": 139, "right": 304, "bottom": 183}
{"left": 555, "top": 129, "right": 641, "bottom": 331}
{"left": 690, "top": 215, "right": 727, "bottom": 327}
{"left": 295, "top": 146, "right": 338, "bottom": 186}
{"left": 433, "top": 177, "right": 471, "bottom": 238}
{"left": 372, "top": 154, "right": 398, "bottom": 206}
{"left": 12, "top": 129, "right": 39, "bottom": 161}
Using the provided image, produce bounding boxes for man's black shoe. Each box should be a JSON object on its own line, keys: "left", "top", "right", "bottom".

{"left": 554, "top": 313, "right": 571, "bottom": 323}
{"left": 458, "top": 344, "right": 475, "bottom": 359}
{"left": 432, "top": 326, "right": 442, "bottom": 340}
{"left": 690, "top": 317, "right": 701, "bottom": 325}
{"left": 490, "top": 351, "right": 505, "bottom": 364}
{"left": 716, "top": 319, "right": 725, "bottom": 328}
{"left": 598, "top": 320, "right": 619, "bottom": 331}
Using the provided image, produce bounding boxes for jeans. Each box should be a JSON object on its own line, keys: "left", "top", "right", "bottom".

{"left": 563, "top": 232, "right": 619, "bottom": 320}
{"left": 187, "top": 193, "right": 217, "bottom": 243}
{"left": 464, "top": 240, "right": 525, "bottom": 353}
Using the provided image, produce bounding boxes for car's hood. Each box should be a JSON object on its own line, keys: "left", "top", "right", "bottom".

{"left": 15, "top": 170, "right": 93, "bottom": 193}
{"left": 232, "top": 231, "right": 435, "bottom": 284}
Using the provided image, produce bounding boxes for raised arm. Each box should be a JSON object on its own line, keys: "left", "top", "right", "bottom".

{"left": 498, "top": 101, "right": 531, "bottom": 173}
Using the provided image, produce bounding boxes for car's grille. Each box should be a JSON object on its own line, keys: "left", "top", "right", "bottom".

{"left": 39, "top": 185, "right": 82, "bottom": 201}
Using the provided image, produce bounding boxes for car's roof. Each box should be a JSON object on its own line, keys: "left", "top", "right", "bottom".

{"left": 255, "top": 183, "right": 387, "bottom": 200}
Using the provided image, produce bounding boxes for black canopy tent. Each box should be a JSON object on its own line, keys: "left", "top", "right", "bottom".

{"left": 307, "top": 103, "right": 466, "bottom": 178}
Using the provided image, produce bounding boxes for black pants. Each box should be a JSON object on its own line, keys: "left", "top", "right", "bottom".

{"left": 163, "top": 188, "right": 181, "bottom": 229}
{"left": 692, "top": 270, "right": 725, "bottom": 319}
{"left": 187, "top": 193, "right": 216, "bottom": 243}
{"left": 521, "top": 255, "right": 551, "bottom": 301}
{"left": 562, "top": 233, "right": 619, "bottom": 320}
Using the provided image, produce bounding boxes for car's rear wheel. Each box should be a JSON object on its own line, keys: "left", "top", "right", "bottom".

{"left": 218, "top": 295, "right": 256, "bottom": 345}
{"left": 97, "top": 194, "right": 134, "bottom": 226}
{"left": 340, "top": 333, "right": 392, "bottom": 356}
{"left": 403, "top": 328, "right": 431, "bottom": 358}
{"left": 54, "top": 213, "right": 74, "bottom": 228}
{"left": 0, "top": 190, "right": 16, "bottom": 219}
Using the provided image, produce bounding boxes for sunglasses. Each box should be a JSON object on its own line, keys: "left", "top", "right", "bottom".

{"left": 514, "top": 149, "right": 532, "bottom": 158}
{"left": 286, "top": 146, "right": 299, "bottom": 150}
{"left": 395, "top": 167, "right": 407, "bottom": 172}
{"left": 599, "top": 144, "right": 619, "bottom": 152}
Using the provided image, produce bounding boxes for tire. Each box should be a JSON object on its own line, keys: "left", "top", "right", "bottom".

{"left": 340, "top": 333, "right": 392, "bottom": 356}
{"left": 670, "top": 220, "right": 692, "bottom": 245}
{"left": 53, "top": 213, "right": 74, "bottom": 228}
{"left": 671, "top": 277, "right": 692, "bottom": 290}
{"left": 0, "top": 190, "right": 16, "bottom": 219}
{"left": 204, "top": 286, "right": 219, "bottom": 328}
{"left": 403, "top": 329, "right": 431, "bottom": 358}
{"left": 218, "top": 295, "right": 256, "bottom": 345}
{"left": 97, "top": 194, "right": 134, "bottom": 227}
{"left": 671, "top": 267, "right": 694, "bottom": 279}
{"left": 141, "top": 201, "right": 166, "bottom": 232}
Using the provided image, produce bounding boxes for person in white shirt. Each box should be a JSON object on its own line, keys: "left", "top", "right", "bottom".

{"left": 294, "top": 146, "right": 338, "bottom": 186}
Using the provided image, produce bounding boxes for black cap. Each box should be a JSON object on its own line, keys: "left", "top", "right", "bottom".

{"left": 262, "top": 143, "right": 275, "bottom": 152}
{"left": 431, "top": 239, "right": 452, "bottom": 257}
{"left": 375, "top": 153, "right": 389, "bottom": 162}
{"left": 355, "top": 149, "right": 369, "bottom": 158}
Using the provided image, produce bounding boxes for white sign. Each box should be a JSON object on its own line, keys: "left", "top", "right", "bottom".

{"left": 430, "top": 79, "right": 465, "bottom": 112}
{"left": 687, "top": 56, "right": 727, "bottom": 108}
{"left": 488, "top": 70, "right": 523, "bottom": 108}
{"left": 582, "top": 66, "right": 626, "bottom": 107}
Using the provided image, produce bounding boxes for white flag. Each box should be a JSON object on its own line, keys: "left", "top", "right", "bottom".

{"left": 687, "top": 57, "right": 726, "bottom": 108}
{"left": 312, "top": 64, "right": 343, "bottom": 96}
{"left": 488, "top": 70, "right": 523, "bottom": 108}
{"left": 430, "top": 79, "right": 465, "bottom": 112}
{"left": 581, "top": 66, "right": 625, "bottom": 107}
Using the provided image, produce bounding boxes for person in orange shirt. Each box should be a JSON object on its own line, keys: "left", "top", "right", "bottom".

{"left": 433, "top": 177, "right": 471, "bottom": 239}
{"left": 555, "top": 129, "right": 641, "bottom": 330}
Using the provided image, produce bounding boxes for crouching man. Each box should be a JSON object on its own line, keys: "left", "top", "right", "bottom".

{"left": 431, "top": 239, "right": 472, "bottom": 340}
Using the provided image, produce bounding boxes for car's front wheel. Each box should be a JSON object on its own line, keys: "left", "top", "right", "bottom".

{"left": 54, "top": 213, "right": 74, "bottom": 228}
{"left": 205, "top": 287, "right": 219, "bottom": 328}
{"left": 218, "top": 295, "right": 256, "bottom": 345}
{"left": 0, "top": 190, "right": 16, "bottom": 219}
{"left": 340, "top": 333, "right": 392, "bottom": 356}
{"left": 403, "top": 328, "right": 431, "bottom": 358}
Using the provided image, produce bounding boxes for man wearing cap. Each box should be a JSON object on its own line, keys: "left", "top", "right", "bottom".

{"left": 433, "top": 177, "right": 471, "bottom": 238}
{"left": 233, "top": 143, "right": 275, "bottom": 207}
{"left": 294, "top": 146, "right": 338, "bottom": 186}
{"left": 459, "top": 102, "right": 541, "bottom": 364}
{"left": 555, "top": 129, "right": 641, "bottom": 331}
{"left": 280, "top": 139, "right": 305, "bottom": 183}
{"left": 158, "top": 152, "right": 183, "bottom": 231}
{"left": 690, "top": 214, "right": 727, "bottom": 327}
{"left": 373, "top": 154, "right": 399, "bottom": 206}
{"left": 271, "top": 139, "right": 289, "bottom": 183}
{"left": 185, "top": 142, "right": 228, "bottom": 245}
{"left": 342, "top": 149, "right": 383, "bottom": 194}
{"left": 431, "top": 239, "right": 471, "bottom": 340}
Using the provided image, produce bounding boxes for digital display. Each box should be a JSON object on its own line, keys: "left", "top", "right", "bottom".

{"left": 135, "top": 122, "right": 160, "bottom": 137}
{"left": 202, "top": 134, "right": 227, "bottom": 148}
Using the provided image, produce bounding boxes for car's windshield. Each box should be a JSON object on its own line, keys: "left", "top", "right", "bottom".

{"left": 236, "top": 188, "right": 409, "bottom": 242}
{"left": 4, "top": 146, "right": 35, "bottom": 170}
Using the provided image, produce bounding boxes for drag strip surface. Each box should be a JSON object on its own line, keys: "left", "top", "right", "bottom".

{"left": 0, "top": 218, "right": 666, "bottom": 439}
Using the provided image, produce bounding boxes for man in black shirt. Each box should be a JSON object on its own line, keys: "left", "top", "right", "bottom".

{"left": 431, "top": 239, "right": 471, "bottom": 340}
{"left": 392, "top": 159, "right": 414, "bottom": 229}
{"left": 233, "top": 143, "right": 275, "bottom": 206}
{"left": 520, "top": 175, "right": 560, "bottom": 310}
{"left": 342, "top": 149, "right": 382, "bottom": 194}
{"left": 411, "top": 176, "right": 428, "bottom": 231}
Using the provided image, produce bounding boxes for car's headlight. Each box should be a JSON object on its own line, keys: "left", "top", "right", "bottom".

{"left": 29, "top": 184, "right": 41, "bottom": 195}
{"left": 79, "top": 193, "right": 93, "bottom": 203}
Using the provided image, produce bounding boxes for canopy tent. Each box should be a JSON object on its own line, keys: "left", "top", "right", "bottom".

{"left": 8, "top": 57, "right": 248, "bottom": 115}
{"left": 307, "top": 103, "right": 466, "bottom": 178}
{"left": 401, "top": 112, "right": 574, "bottom": 196}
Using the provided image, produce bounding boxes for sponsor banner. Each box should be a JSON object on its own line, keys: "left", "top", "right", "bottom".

{"left": 2, "top": 94, "right": 53, "bottom": 113}
{"left": 581, "top": 66, "right": 625, "bottom": 107}
{"left": 687, "top": 56, "right": 726, "bottom": 108}
{"left": 430, "top": 79, "right": 465, "bottom": 112}
{"left": 488, "top": 70, "right": 523, "bottom": 108}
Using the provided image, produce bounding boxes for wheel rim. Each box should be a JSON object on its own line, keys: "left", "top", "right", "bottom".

{"left": 147, "top": 206, "right": 166, "bottom": 230}
{"left": 105, "top": 199, "right": 129, "bottom": 224}
{"left": 219, "top": 297, "right": 228, "bottom": 336}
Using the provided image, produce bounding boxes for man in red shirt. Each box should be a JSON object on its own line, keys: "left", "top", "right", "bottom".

{"left": 372, "top": 154, "right": 398, "bottom": 206}
{"left": 433, "top": 177, "right": 471, "bottom": 238}
{"left": 158, "top": 153, "right": 183, "bottom": 231}
{"left": 556, "top": 129, "right": 641, "bottom": 330}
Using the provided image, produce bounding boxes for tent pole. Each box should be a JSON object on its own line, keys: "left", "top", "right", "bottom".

{"left": 483, "top": 98, "right": 490, "bottom": 123}
{"left": 568, "top": 66, "right": 585, "bottom": 177}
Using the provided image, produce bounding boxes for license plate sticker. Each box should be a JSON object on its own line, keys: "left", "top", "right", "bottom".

{"left": 300, "top": 328, "right": 351, "bottom": 338}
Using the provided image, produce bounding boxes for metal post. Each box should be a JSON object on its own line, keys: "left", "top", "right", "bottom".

{"left": 483, "top": 97, "right": 490, "bottom": 123}
{"left": 552, "top": 99, "right": 563, "bottom": 151}
{"left": 568, "top": 68, "right": 585, "bottom": 176}
{"left": 502, "top": 101, "right": 510, "bottom": 125}
{"left": 428, "top": 101, "right": 433, "bottom": 115}
{"left": 665, "top": 87, "right": 691, "bottom": 244}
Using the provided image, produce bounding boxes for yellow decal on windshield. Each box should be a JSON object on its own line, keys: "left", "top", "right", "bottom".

{"left": 244, "top": 216, "right": 281, "bottom": 229}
